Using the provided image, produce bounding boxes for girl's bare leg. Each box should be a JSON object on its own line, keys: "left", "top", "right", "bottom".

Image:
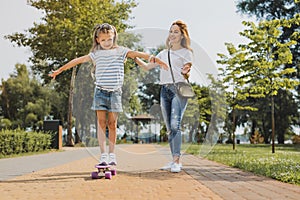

{"left": 107, "top": 112, "right": 118, "bottom": 153}
{"left": 96, "top": 110, "right": 107, "bottom": 153}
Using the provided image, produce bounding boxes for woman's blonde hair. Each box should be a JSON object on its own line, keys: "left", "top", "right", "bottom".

{"left": 166, "top": 20, "right": 192, "bottom": 51}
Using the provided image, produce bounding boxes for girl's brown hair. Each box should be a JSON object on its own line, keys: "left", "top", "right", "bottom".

{"left": 166, "top": 20, "right": 192, "bottom": 51}
{"left": 90, "top": 23, "right": 118, "bottom": 52}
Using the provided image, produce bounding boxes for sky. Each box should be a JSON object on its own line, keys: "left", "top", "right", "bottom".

{"left": 0, "top": 0, "right": 254, "bottom": 82}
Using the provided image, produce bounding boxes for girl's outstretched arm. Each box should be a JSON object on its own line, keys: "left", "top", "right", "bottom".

{"left": 127, "top": 51, "right": 168, "bottom": 70}
{"left": 49, "top": 55, "right": 91, "bottom": 79}
{"left": 134, "top": 57, "right": 158, "bottom": 71}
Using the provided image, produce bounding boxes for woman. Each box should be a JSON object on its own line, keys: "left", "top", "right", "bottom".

{"left": 135, "top": 20, "right": 193, "bottom": 172}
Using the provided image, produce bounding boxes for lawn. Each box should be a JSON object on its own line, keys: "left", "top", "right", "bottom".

{"left": 184, "top": 143, "right": 300, "bottom": 185}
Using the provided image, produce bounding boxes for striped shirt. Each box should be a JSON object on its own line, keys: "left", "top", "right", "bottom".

{"left": 89, "top": 46, "right": 129, "bottom": 91}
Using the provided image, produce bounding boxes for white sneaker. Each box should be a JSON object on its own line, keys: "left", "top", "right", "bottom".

{"left": 109, "top": 153, "right": 117, "bottom": 166}
{"left": 99, "top": 153, "right": 108, "bottom": 166}
{"left": 160, "top": 162, "right": 173, "bottom": 170}
{"left": 161, "top": 162, "right": 182, "bottom": 171}
{"left": 171, "top": 162, "right": 181, "bottom": 173}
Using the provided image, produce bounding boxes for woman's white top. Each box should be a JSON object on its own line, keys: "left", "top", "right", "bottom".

{"left": 156, "top": 48, "right": 193, "bottom": 85}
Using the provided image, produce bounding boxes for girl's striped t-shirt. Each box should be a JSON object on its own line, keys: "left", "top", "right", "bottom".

{"left": 89, "top": 46, "right": 129, "bottom": 91}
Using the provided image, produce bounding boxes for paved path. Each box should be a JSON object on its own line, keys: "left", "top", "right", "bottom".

{"left": 0, "top": 144, "right": 299, "bottom": 200}
{"left": 0, "top": 147, "right": 99, "bottom": 181}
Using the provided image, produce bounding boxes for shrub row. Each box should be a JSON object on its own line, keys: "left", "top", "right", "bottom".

{"left": 0, "top": 129, "right": 52, "bottom": 156}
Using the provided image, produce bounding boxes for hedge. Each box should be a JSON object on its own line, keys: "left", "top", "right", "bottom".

{"left": 0, "top": 129, "right": 52, "bottom": 156}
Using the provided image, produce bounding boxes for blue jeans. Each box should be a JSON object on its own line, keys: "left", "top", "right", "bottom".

{"left": 91, "top": 87, "right": 123, "bottom": 112}
{"left": 160, "top": 84, "right": 188, "bottom": 158}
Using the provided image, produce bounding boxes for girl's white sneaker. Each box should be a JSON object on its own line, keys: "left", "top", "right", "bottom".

{"left": 99, "top": 153, "right": 108, "bottom": 166}
{"left": 109, "top": 153, "right": 117, "bottom": 166}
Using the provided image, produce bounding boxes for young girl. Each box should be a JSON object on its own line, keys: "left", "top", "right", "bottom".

{"left": 135, "top": 20, "right": 193, "bottom": 172}
{"left": 49, "top": 23, "right": 167, "bottom": 166}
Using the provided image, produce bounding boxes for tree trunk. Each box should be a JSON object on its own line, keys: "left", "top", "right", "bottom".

{"left": 232, "top": 108, "right": 236, "bottom": 150}
{"left": 74, "top": 120, "right": 82, "bottom": 144}
{"left": 66, "top": 66, "right": 77, "bottom": 146}
{"left": 271, "top": 96, "right": 275, "bottom": 153}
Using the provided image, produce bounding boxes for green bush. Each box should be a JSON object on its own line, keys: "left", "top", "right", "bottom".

{"left": 0, "top": 129, "right": 51, "bottom": 156}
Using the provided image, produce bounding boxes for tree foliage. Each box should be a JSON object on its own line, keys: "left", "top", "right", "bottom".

{"left": 236, "top": 0, "right": 300, "bottom": 113}
{"left": 218, "top": 16, "right": 300, "bottom": 148}
{"left": 0, "top": 64, "right": 53, "bottom": 130}
{"left": 236, "top": 0, "right": 300, "bottom": 20}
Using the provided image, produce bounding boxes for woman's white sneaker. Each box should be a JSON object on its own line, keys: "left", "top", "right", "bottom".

{"left": 160, "top": 162, "right": 173, "bottom": 170}
{"left": 171, "top": 163, "right": 181, "bottom": 173}
{"left": 161, "top": 162, "right": 182, "bottom": 171}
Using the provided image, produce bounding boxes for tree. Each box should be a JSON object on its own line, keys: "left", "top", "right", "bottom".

{"left": 236, "top": 0, "right": 300, "bottom": 126}
{"left": 273, "top": 89, "right": 299, "bottom": 143}
{"left": 5, "top": 0, "right": 137, "bottom": 145}
{"left": 236, "top": 0, "right": 300, "bottom": 20}
{"left": 238, "top": 91, "right": 298, "bottom": 144}
{"left": 218, "top": 42, "right": 260, "bottom": 149}
{"left": 218, "top": 17, "right": 300, "bottom": 153}
{"left": 1, "top": 64, "right": 52, "bottom": 130}
{"left": 182, "top": 84, "right": 212, "bottom": 143}
{"left": 203, "top": 75, "right": 227, "bottom": 146}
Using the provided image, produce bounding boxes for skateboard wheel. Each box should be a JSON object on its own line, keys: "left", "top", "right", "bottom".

{"left": 105, "top": 171, "right": 112, "bottom": 179}
{"left": 91, "top": 172, "right": 98, "bottom": 179}
{"left": 111, "top": 169, "right": 117, "bottom": 176}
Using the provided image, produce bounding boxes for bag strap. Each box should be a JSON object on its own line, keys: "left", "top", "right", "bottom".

{"left": 167, "top": 49, "right": 190, "bottom": 85}
{"left": 167, "top": 49, "right": 177, "bottom": 87}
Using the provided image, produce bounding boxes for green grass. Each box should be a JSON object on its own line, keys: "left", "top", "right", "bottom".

{"left": 184, "top": 144, "right": 300, "bottom": 185}
{"left": 0, "top": 149, "right": 60, "bottom": 159}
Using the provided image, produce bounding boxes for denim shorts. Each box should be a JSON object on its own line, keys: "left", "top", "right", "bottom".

{"left": 91, "top": 87, "right": 123, "bottom": 112}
